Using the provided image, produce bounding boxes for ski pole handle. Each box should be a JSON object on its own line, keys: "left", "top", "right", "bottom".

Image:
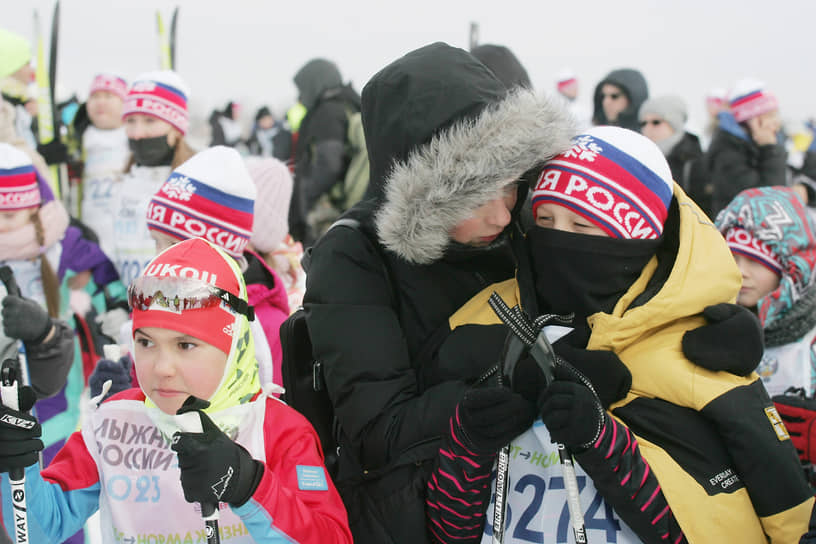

{"left": 1, "top": 359, "right": 29, "bottom": 544}
{"left": 175, "top": 411, "right": 220, "bottom": 544}
{"left": 558, "top": 444, "right": 587, "bottom": 543}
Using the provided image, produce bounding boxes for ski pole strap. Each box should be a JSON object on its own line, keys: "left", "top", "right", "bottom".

{"left": 487, "top": 293, "right": 572, "bottom": 347}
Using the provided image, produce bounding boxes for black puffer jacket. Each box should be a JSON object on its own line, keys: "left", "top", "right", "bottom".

{"left": 303, "top": 42, "right": 576, "bottom": 543}
{"left": 592, "top": 68, "right": 649, "bottom": 131}
{"left": 706, "top": 126, "right": 787, "bottom": 216}
{"left": 290, "top": 59, "right": 360, "bottom": 244}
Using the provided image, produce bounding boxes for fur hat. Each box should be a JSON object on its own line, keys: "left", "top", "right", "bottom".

{"left": 729, "top": 78, "right": 778, "bottom": 123}
{"left": 146, "top": 146, "right": 255, "bottom": 257}
{"left": 532, "top": 126, "right": 673, "bottom": 239}
{"left": 246, "top": 157, "right": 293, "bottom": 253}
{"left": 638, "top": 95, "right": 687, "bottom": 135}
{"left": 123, "top": 70, "right": 190, "bottom": 134}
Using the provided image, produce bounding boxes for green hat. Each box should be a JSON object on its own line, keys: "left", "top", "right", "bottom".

{"left": 0, "top": 29, "right": 31, "bottom": 80}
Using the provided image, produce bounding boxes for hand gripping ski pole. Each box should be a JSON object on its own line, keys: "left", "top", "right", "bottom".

{"left": 0, "top": 267, "right": 30, "bottom": 398}
{"left": 1, "top": 359, "right": 29, "bottom": 544}
{"left": 175, "top": 410, "right": 220, "bottom": 544}
{"left": 488, "top": 293, "right": 588, "bottom": 543}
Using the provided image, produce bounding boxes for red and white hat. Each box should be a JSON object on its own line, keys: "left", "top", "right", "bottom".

{"left": 89, "top": 73, "right": 128, "bottom": 100}
{"left": 146, "top": 146, "right": 255, "bottom": 257}
{"left": 555, "top": 69, "right": 577, "bottom": 93}
{"left": 729, "top": 78, "right": 778, "bottom": 123}
{"left": 724, "top": 226, "right": 782, "bottom": 274}
{"left": 532, "top": 126, "right": 674, "bottom": 239}
{"left": 132, "top": 238, "right": 245, "bottom": 354}
{"left": 0, "top": 143, "right": 42, "bottom": 210}
{"left": 123, "top": 70, "right": 189, "bottom": 134}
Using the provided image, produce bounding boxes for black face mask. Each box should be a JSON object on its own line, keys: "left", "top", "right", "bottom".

{"left": 129, "top": 135, "right": 175, "bottom": 166}
{"left": 527, "top": 226, "right": 660, "bottom": 339}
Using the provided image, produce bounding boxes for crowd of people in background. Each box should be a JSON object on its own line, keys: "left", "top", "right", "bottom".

{"left": 2, "top": 19, "right": 816, "bottom": 543}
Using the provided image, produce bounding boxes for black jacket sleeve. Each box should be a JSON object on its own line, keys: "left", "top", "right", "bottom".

{"left": 304, "top": 226, "right": 467, "bottom": 471}
{"left": 710, "top": 135, "right": 787, "bottom": 211}
{"left": 24, "top": 319, "right": 75, "bottom": 399}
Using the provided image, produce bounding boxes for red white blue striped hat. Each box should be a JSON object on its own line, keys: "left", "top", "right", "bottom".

{"left": 123, "top": 70, "right": 189, "bottom": 134}
{"left": 147, "top": 146, "right": 256, "bottom": 257}
{"left": 0, "top": 143, "right": 42, "bottom": 210}
{"left": 532, "top": 126, "right": 674, "bottom": 239}
{"left": 729, "top": 78, "right": 778, "bottom": 123}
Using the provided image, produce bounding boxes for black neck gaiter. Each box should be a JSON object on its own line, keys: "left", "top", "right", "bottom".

{"left": 527, "top": 227, "right": 659, "bottom": 343}
{"left": 129, "top": 135, "right": 175, "bottom": 167}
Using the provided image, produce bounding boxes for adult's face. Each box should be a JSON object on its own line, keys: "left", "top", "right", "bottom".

{"left": 639, "top": 115, "right": 675, "bottom": 144}
{"left": 601, "top": 84, "right": 629, "bottom": 122}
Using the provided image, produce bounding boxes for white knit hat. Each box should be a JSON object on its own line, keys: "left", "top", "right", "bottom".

{"left": 123, "top": 70, "right": 190, "bottom": 134}
{"left": 729, "top": 78, "right": 778, "bottom": 123}
{"left": 246, "top": 157, "right": 293, "bottom": 253}
{"left": 146, "top": 146, "right": 256, "bottom": 257}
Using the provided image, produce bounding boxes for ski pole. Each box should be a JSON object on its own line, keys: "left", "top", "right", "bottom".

{"left": 491, "top": 333, "right": 526, "bottom": 544}
{"left": 1, "top": 359, "right": 29, "bottom": 544}
{"left": 0, "top": 267, "right": 30, "bottom": 390}
{"left": 175, "top": 410, "right": 220, "bottom": 544}
{"left": 488, "top": 293, "right": 587, "bottom": 543}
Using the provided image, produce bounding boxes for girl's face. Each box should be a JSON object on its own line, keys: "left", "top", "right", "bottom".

{"left": 134, "top": 327, "right": 228, "bottom": 414}
{"left": 125, "top": 113, "right": 179, "bottom": 144}
{"left": 535, "top": 202, "right": 609, "bottom": 237}
{"left": 0, "top": 209, "right": 34, "bottom": 234}
{"left": 733, "top": 253, "right": 781, "bottom": 308}
{"left": 87, "top": 90, "right": 124, "bottom": 130}
{"left": 450, "top": 180, "right": 518, "bottom": 246}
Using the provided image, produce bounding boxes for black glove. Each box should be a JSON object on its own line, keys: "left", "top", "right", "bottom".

{"left": 2, "top": 294, "right": 52, "bottom": 344}
{"left": 454, "top": 387, "right": 536, "bottom": 456}
{"left": 89, "top": 356, "right": 133, "bottom": 401}
{"left": 36, "top": 139, "right": 68, "bottom": 165}
{"left": 681, "top": 303, "right": 763, "bottom": 376}
{"left": 171, "top": 397, "right": 264, "bottom": 507}
{"left": 553, "top": 342, "right": 632, "bottom": 409}
{"left": 0, "top": 385, "right": 42, "bottom": 473}
{"left": 538, "top": 365, "right": 606, "bottom": 452}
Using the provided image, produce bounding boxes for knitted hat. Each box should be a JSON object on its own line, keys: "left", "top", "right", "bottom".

{"left": 638, "top": 95, "right": 687, "bottom": 134}
{"left": 89, "top": 73, "right": 128, "bottom": 100}
{"left": 706, "top": 87, "right": 727, "bottom": 108}
{"left": 146, "top": 146, "right": 255, "bottom": 257}
{"left": 245, "top": 157, "right": 293, "bottom": 253}
{"left": 724, "top": 227, "right": 782, "bottom": 274}
{"left": 729, "top": 78, "right": 778, "bottom": 123}
{"left": 123, "top": 70, "right": 189, "bottom": 134}
{"left": 532, "top": 126, "right": 674, "bottom": 239}
{"left": 0, "top": 143, "right": 42, "bottom": 210}
{"left": 555, "top": 69, "right": 577, "bottom": 93}
{"left": 133, "top": 238, "right": 245, "bottom": 355}
{"left": 0, "top": 29, "right": 30, "bottom": 80}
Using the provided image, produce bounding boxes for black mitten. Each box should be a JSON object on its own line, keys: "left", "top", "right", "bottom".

{"left": 89, "top": 356, "right": 133, "bottom": 401}
{"left": 36, "top": 139, "right": 68, "bottom": 165}
{"left": 2, "top": 294, "right": 52, "bottom": 344}
{"left": 681, "top": 303, "right": 763, "bottom": 376}
{"left": 171, "top": 397, "right": 264, "bottom": 507}
{"left": 553, "top": 342, "right": 631, "bottom": 409}
{"left": 538, "top": 365, "right": 606, "bottom": 452}
{"left": 454, "top": 387, "right": 536, "bottom": 455}
{"left": 0, "top": 385, "right": 42, "bottom": 473}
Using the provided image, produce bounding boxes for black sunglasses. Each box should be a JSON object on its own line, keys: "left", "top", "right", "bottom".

{"left": 639, "top": 119, "right": 664, "bottom": 127}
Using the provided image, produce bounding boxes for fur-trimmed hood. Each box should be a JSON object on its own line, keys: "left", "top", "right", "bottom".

{"left": 365, "top": 43, "right": 577, "bottom": 265}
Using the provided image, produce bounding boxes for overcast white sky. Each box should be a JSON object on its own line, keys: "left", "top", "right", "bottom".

{"left": 4, "top": 0, "right": 816, "bottom": 139}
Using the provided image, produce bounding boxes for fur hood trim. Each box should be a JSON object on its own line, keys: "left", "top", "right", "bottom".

{"left": 375, "top": 89, "right": 577, "bottom": 264}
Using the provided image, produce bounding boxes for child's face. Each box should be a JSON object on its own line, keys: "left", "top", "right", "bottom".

{"left": 125, "top": 114, "right": 179, "bottom": 145}
{"left": 733, "top": 253, "right": 781, "bottom": 308}
{"left": 150, "top": 230, "right": 181, "bottom": 254}
{"left": 535, "top": 202, "right": 609, "bottom": 237}
{"left": 134, "top": 327, "right": 228, "bottom": 414}
{"left": 0, "top": 208, "right": 34, "bottom": 234}
{"left": 87, "top": 90, "right": 124, "bottom": 130}
{"left": 450, "top": 180, "right": 518, "bottom": 246}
